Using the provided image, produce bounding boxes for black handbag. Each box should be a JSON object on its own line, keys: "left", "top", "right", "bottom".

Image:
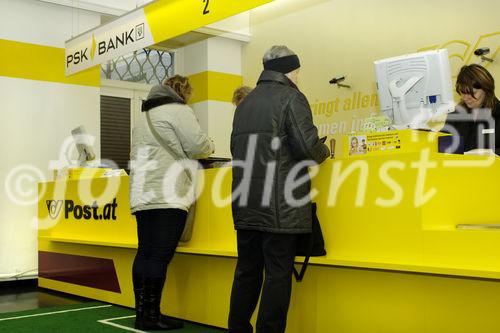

{"left": 293, "top": 203, "right": 326, "bottom": 282}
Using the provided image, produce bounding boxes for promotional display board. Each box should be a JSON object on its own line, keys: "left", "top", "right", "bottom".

{"left": 340, "top": 129, "right": 445, "bottom": 158}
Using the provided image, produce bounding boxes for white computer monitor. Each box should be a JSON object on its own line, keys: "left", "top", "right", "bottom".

{"left": 71, "top": 125, "right": 96, "bottom": 166}
{"left": 374, "top": 49, "right": 455, "bottom": 130}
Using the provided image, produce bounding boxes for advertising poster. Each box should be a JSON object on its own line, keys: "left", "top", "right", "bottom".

{"left": 348, "top": 135, "right": 368, "bottom": 156}
{"left": 365, "top": 132, "right": 401, "bottom": 154}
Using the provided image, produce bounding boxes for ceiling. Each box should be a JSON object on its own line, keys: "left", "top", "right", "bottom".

{"left": 38, "top": 0, "right": 156, "bottom": 16}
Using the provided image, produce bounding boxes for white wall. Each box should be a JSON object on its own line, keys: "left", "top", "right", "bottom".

{"left": 0, "top": 0, "right": 101, "bottom": 280}
{"left": 203, "top": 12, "right": 251, "bottom": 41}
{"left": 180, "top": 37, "right": 244, "bottom": 158}
{"left": 0, "top": 0, "right": 99, "bottom": 47}
{"left": 206, "top": 37, "right": 243, "bottom": 76}
{"left": 189, "top": 100, "right": 235, "bottom": 158}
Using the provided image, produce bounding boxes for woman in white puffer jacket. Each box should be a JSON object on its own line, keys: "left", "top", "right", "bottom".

{"left": 129, "top": 75, "right": 214, "bottom": 331}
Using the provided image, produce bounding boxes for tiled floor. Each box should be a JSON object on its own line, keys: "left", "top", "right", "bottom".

{"left": 0, "top": 279, "right": 89, "bottom": 314}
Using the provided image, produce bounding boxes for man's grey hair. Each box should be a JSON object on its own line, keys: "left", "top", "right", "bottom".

{"left": 263, "top": 45, "right": 296, "bottom": 62}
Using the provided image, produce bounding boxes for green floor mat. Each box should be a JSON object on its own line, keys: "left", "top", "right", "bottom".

{"left": 0, "top": 302, "right": 225, "bottom": 332}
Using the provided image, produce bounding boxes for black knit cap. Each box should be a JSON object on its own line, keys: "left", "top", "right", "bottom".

{"left": 263, "top": 55, "right": 300, "bottom": 74}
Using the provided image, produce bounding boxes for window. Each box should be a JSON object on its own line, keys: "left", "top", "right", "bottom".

{"left": 100, "top": 95, "right": 131, "bottom": 170}
{"left": 101, "top": 49, "right": 174, "bottom": 85}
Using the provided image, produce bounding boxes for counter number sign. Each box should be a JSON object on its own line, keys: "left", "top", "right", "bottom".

{"left": 203, "top": 0, "right": 210, "bottom": 15}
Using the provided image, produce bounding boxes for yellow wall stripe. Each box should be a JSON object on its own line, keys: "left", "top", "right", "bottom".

{"left": 188, "top": 71, "right": 243, "bottom": 104}
{"left": 0, "top": 39, "right": 99, "bottom": 87}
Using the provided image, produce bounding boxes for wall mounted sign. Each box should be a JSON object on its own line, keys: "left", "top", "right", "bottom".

{"left": 65, "top": 0, "right": 273, "bottom": 76}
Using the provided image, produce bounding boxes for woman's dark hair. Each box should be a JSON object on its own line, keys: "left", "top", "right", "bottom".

{"left": 456, "top": 64, "right": 496, "bottom": 110}
{"left": 163, "top": 75, "right": 192, "bottom": 103}
{"left": 232, "top": 86, "right": 253, "bottom": 106}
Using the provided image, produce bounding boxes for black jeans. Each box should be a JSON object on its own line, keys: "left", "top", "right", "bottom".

{"left": 132, "top": 209, "right": 187, "bottom": 280}
{"left": 228, "top": 230, "right": 297, "bottom": 333}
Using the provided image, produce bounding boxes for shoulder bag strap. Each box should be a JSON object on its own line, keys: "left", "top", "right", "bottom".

{"left": 145, "top": 111, "right": 192, "bottom": 182}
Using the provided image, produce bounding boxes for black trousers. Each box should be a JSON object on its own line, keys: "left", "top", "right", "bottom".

{"left": 132, "top": 209, "right": 187, "bottom": 280}
{"left": 228, "top": 230, "right": 297, "bottom": 333}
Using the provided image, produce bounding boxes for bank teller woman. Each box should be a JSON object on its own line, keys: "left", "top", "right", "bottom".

{"left": 442, "top": 64, "right": 500, "bottom": 154}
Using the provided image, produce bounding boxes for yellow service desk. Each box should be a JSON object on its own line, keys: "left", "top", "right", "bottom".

{"left": 38, "top": 131, "right": 500, "bottom": 333}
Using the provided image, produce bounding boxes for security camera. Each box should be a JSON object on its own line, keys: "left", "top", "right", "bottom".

{"left": 329, "top": 76, "right": 346, "bottom": 84}
{"left": 329, "top": 75, "right": 350, "bottom": 88}
{"left": 474, "top": 47, "right": 493, "bottom": 62}
{"left": 474, "top": 47, "right": 490, "bottom": 56}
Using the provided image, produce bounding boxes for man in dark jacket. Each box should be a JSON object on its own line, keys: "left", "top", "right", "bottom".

{"left": 228, "top": 45, "right": 330, "bottom": 333}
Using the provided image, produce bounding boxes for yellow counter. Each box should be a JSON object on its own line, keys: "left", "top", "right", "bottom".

{"left": 38, "top": 130, "right": 500, "bottom": 332}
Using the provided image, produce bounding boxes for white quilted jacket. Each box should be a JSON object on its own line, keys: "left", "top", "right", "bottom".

{"left": 129, "top": 85, "right": 214, "bottom": 213}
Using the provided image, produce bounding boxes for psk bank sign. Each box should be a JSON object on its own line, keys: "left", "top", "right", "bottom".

{"left": 65, "top": 8, "right": 154, "bottom": 76}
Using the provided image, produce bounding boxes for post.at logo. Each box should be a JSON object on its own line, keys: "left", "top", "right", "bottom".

{"left": 45, "top": 199, "right": 118, "bottom": 221}
{"left": 46, "top": 200, "right": 63, "bottom": 219}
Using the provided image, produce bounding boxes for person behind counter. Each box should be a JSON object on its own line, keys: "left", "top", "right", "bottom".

{"left": 129, "top": 75, "right": 214, "bottom": 330}
{"left": 228, "top": 45, "right": 330, "bottom": 333}
{"left": 442, "top": 64, "right": 500, "bottom": 154}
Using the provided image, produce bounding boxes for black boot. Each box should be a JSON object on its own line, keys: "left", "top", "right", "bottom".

{"left": 133, "top": 274, "right": 146, "bottom": 328}
{"left": 136, "top": 277, "right": 184, "bottom": 331}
